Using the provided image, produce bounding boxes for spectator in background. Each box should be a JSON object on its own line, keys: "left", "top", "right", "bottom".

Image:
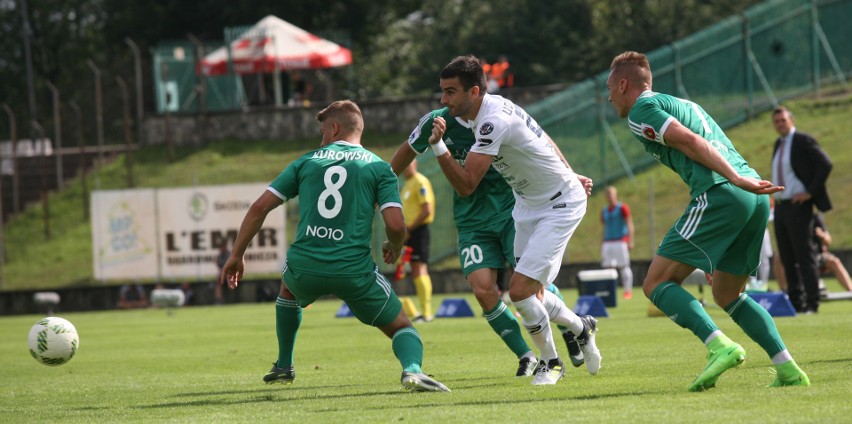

{"left": 600, "top": 186, "right": 635, "bottom": 299}
{"left": 480, "top": 56, "right": 500, "bottom": 94}
{"left": 812, "top": 214, "right": 852, "bottom": 293}
{"left": 770, "top": 105, "right": 832, "bottom": 314}
{"left": 118, "top": 283, "right": 149, "bottom": 309}
{"left": 488, "top": 55, "right": 514, "bottom": 91}
{"left": 775, "top": 213, "right": 852, "bottom": 294}
{"left": 400, "top": 160, "right": 436, "bottom": 323}
{"left": 288, "top": 71, "right": 313, "bottom": 107}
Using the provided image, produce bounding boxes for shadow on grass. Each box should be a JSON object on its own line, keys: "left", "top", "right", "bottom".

{"left": 132, "top": 385, "right": 656, "bottom": 412}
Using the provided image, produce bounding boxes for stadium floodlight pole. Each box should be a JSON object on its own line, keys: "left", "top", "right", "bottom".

{"left": 45, "top": 81, "right": 64, "bottom": 190}
{"left": 1, "top": 103, "right": 20, "bottom": 214}
{"left": 86, "top": 59, "right": 105, "bottom": 166}
{"left": 69, "top": 101, "right": 89, "bottom": 220}
{"left": 124, "top": 38, "right": 145, "bottom": 146}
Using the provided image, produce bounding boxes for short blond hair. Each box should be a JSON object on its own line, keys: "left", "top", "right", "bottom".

{"left": 610, "top": 51, "right": 652, "bottom": 88}
{"left": 316, "top": 100, "right": 364, "bottom": 135}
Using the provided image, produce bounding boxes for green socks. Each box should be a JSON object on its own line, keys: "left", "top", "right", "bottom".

{"left": 650, "top": 282, "right": 719, "bottom": 343}
{"left": 392, "top": 327, "right": 424, "bottom": 373}
{"left": 484, "top": 301, "right": 532, "bottom": 358}
{"left": 275, "top": 296, "right": 302, "bottom": 368}
{"left": 724, "top": 293, "right": 786, "bottom": 357}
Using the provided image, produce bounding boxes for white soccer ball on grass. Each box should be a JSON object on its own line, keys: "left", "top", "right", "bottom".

{"left": 28, "top": 316, "right": 80, "bottom": 366}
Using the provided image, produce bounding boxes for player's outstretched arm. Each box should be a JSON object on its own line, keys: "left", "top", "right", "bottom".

{"left": 428, "top": 116, "right": 491, "bottom": 197}
{"left": 221, "top": 191, "right": 283, "bottom": 289}
{"left": 390, "top": 141, "right": 417, "bottom": 176}
{"left": 664, "top": 120, "right": 783, "bottom": 195}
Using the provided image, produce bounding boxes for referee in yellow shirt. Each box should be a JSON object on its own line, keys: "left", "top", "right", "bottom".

{"left": 401, "top": 160, "right": 436, "bottom": 322}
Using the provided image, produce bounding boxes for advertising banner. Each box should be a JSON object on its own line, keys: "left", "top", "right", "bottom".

{"left": 91, "top": 184, "right": 285, "bottom": 281}
{"left": 91, "top": 189, "right": 159, "bottom": 280}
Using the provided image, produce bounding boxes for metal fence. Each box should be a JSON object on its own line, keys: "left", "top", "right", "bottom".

{"left": 527, "top": 0, "right": 850, "bottom": 188}
{"left": 375, "top": 0, "right": 852, "bottom": 273}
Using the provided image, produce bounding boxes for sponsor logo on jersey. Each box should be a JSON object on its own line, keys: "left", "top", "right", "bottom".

{"left": 642, "top": 125, "right": 657, "bottom": 140}
{"left": 477, "top": 138, "right": 493, "bottom": 147}
{"left": 479, "top": 122, "right": 494, "bottom": 135}
{"left": 444, "top": 137, "right": 454, "bottom": 145}
{"left": 553, "top": 203, "right": 566, "bottom": 209}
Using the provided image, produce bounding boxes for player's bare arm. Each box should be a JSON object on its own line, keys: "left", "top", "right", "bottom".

{"left": 220, "top": 191, "right": 283, "bottom": 289}
{"left": 381, "top": 206, "right": 406, "bottom": 264}
{"left": 428, "top": 116, "right": 491, "bottom": 197}
{"left": 664, "top": 120, "right": 783, "bottom": 195}
{"left": 390, "top": 142, "right": 417, "bottom": 176}
{"left": 546, "top": 134, "right": 593, "bottom": 196}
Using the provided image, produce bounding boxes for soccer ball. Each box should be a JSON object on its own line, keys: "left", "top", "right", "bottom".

{"left": 28, "top": 317, "right": 80, "bottom": 366}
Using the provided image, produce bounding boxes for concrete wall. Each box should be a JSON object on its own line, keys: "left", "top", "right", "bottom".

{"left": 142, "top": 85, "right": 568, "bottom": 145}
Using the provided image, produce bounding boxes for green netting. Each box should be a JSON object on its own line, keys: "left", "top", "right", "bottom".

{"left": 528, "top": 0, "right": 850, "bottom": 193}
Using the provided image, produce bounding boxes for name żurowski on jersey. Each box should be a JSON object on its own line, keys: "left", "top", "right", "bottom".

{"left": 311, "top": 149, "right": 374, "bottom": 162}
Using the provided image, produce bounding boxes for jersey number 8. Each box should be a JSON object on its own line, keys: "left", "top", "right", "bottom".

{"left": 318, "top": 166, "right": 347, "bottom": 219}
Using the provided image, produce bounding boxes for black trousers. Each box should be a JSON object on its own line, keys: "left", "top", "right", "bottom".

{"left": 773, "top": 200, "right": 820, "bottom": 312}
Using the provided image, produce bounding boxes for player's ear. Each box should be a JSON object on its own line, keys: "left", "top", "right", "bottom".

{"left": 470, "top": 84, "right": 480, "bottom": 97}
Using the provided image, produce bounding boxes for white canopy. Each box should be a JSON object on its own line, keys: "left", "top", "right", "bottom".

{"left": 200, "top": 15, "right": 352, "bottom": 76}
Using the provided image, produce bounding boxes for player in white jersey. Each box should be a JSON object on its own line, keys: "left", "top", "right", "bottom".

{"left": 426, "top": 55, "right": 602, "bottom": 385}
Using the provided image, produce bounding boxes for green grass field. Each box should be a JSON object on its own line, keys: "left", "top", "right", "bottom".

{"left": 3, "top": 288, "right": 851, "bottom": 423}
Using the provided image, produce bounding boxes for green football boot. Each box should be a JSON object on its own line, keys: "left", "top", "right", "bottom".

{"left": 767, "top": 360, "right": 810, "bottom": 387}
{"left": 688, "top": 343, "right": 746, "bottom": 392}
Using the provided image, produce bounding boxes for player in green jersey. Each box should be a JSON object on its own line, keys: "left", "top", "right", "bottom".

{"left": 607, "top": 51, "right": 809, "bottom": 391}
{"left": 391, "top": 108, "right": 585, "bottom": 378}
{"left": 221, "top": 100, "right": 449, "bottom": 392}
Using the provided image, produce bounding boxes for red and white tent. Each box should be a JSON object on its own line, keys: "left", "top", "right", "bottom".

{"left": 200, "top": 15, "right": 352, "bottom": 76}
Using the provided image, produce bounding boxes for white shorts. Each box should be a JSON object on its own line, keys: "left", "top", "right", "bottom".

{"left": 513, "top": 183, "right": 587, "bottom": 285}
{"left": 601, "top": 240, "right": 630, "bottom": 267}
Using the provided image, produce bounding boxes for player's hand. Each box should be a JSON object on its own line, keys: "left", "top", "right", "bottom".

{"left": 429, "top": 117, "right": 447, "bottom": 145}
{"left": 382, "top": 240, "right": 401, "bottom": 264}
{"left": 219, "top": 256, "right": 245, "bottom": 290}
{"left": 577, "top": 174, "right": 593, "bottom": 197}
{"left": 731, "top": 176, "right": 784, "bottom": 195}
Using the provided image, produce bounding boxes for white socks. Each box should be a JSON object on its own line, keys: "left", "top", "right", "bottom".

{"left": 541, "top": 289, "right": 584, "bottom": 334}
{"left": 513, "top": 295, "right": 558, "bottom": 361}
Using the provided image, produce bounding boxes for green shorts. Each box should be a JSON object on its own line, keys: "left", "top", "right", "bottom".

{"left": 657, "top": 182, "right": 769, "bottom": 276}
{"left": 282, "top": 263, "right": 402, "bottom": 327}
{"left": 457, "top": 215, "right": 516, "bottom": 277}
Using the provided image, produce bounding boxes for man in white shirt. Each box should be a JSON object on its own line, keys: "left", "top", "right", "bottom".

{"left": 426, "top": 55, "right": 601, "bottom": 385}
{"left": 771, "top": 106, "right": 832, "bottom": 313}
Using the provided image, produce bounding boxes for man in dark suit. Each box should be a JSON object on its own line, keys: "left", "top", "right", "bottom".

{"left": 771, "top": 106, "right": 832, "bottom": 313}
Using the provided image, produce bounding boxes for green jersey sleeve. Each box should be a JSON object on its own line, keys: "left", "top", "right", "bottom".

{"left": 268, "top": 155, "right": 304, "bottom": 201}
{"left": 374, "top": 161, "right": 402, "bottom": 209}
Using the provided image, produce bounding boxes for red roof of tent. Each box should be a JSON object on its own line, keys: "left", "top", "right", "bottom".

{"left": 200, "top": 15, "right": 352, "bottom": 76}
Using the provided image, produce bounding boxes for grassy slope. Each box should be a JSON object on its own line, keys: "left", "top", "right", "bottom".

{"left": 4, "top": 93, "right": 851, "bottom": 290}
